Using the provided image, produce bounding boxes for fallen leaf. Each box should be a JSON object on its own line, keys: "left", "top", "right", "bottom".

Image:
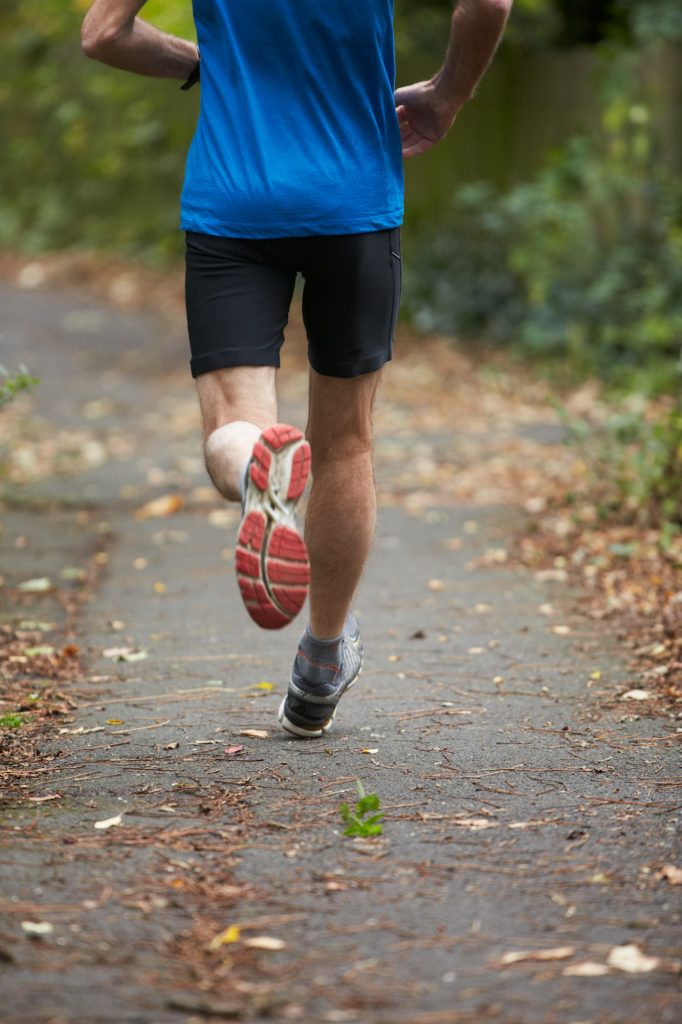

{"left": 550, "top": 625, "right": 572, "bottom": 635}
{"left": 454, "top": 818, "right": 497, "bottom": 831}
{"left": 21, "top": 921, "right": 53, "bottom": 937}
{"left": 590, "top": 670, "right": 602, "bottom": 680}
{"left": 163, "top": 741, "right": 180, "bottom": 750}
{"left": 563, "top": 961, "right": 610, "bottom": 977}
{"left": 102, "top": 647, "right": 148, "bottom": 662}
{"left": 153, "top": 581, "right": 167, "bottom": 594}
{"left": 535, "top": 568, "right": 568, "bottom": 582}
{"left": 657, "top": 864, "right": 682, "bottom": 885}
{"left": 208, "top": 924, "right": 241, "bottom": 951}
{"left": 17, "top": 577, "right": 52, "bottom": 592}
{"left": 620, "top": 689, "right": 653, "bottom": 701}
{"left": 18, "top": 620, "right": 55, "bottom": 631}
{"left": 606, "top": 944, "right": 660, "bottom": 973}
{"left": 208, "top": 508, "right": 238, "bottom": 528}
{"left": 499, "top": 946, "right": 575, "bottom": 966}
{"left": 252, "top": 681, "right": 274, "bottom": 691}
{"left": 239, "top": 729, "right": 268, "bottom": 739}
{"left": 134, "top": 494, "right": 184, "bottom": 520}
{"left": 427, "top": 578, "right": 445, "bottom": 592}
{"left": 224, "top": 745, "right": 244, "bottom": 755}
{"left": 121, "top": 649, "right": 148, "bottom": 663}
{"left": 445, "top": 537, "right": 463, "bottom": 550}
{"left": 524, "top": 496, "right": 547, "bottom": 513}
{"left": 60, "top": 567, "right": 86, "bottom": 581}
{"left": 58, "top": 726, "right": 105, "bottom": 736}
{"left": 23, "top": 646, "right": 55, "bottom": 657}
{"left": 94, "top": 814, "right": 123, "bottom": 830}
{"left": 362, "top": 748, "right": 379, "bottom": 754}
{"left": 244, "top": 936, "right": 285, "bottom": 951}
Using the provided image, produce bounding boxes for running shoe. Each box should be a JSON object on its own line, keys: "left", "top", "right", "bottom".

{"left": 278, "top": 615, "right": 363, "bottom": 737}
{"left": 235, "top": 423, "right": 311, "bottom": 629}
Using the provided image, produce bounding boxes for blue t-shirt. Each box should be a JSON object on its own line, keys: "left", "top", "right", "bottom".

{"left": 180, "top": 1, "right": 403, "bottom": 238}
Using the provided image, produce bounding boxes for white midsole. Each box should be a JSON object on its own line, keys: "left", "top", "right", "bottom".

{"left": 243, "top": 436, "right": 306, "bottom": 526}
{"left": 278, "top": 697, "right": 334, "bottom": 738}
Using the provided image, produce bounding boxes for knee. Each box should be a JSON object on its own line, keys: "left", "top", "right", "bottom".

{"left": 308, "top": 429, "right": 373, "bottom": 468}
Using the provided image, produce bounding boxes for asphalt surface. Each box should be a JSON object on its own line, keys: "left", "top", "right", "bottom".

{"left": 0, "top": 280, "right": 680, "bottom": 1024}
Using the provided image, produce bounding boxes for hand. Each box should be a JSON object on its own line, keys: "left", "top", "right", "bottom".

{"left": 394, "top": 80, "right": 458, "bottom": 158}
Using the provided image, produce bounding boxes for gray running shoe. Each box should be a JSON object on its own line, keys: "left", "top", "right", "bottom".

{"left": 278, "top": 615, "right": 363, "bottom": 738}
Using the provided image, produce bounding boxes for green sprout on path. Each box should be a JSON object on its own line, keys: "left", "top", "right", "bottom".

{"left": 340, "top": 780, "right": 383, "bottom": 838}
{"left": 0, "top": 714, "right": 24, "bottom": 730}
{"left": 0, "top": 365, "right": 38, "bottom": 410}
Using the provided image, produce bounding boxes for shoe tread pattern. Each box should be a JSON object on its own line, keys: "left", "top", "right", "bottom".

{"left": 235, "top": 424, "right": 311, "bottom": 630}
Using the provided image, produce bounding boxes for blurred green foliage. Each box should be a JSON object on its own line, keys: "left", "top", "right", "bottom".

{"left": 396, "top": 0, "right": 682, "bottom": 50}
{"left": 0, "top": 0, "right": 197, "bottom": 263}
{"left": 562, "top": 399, "right": 682, "bottom": 528}
{"left": 402, "top": 55, "right": 682, "bottom": 394}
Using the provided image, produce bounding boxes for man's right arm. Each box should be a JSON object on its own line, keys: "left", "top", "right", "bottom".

{"left": 81, "top": 0, "right": 198, "bottom": 81}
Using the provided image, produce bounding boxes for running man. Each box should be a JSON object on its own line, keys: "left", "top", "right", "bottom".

{"left": 81, "top": 0, "right": 513, "bottom": 736}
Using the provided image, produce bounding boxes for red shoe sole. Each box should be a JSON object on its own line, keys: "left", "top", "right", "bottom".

{"left": 235, "top": 425, "right": 311, "bottom": 630}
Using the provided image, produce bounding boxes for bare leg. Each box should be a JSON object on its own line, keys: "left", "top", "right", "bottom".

{"left": 305, "top": 368, "right": 381, "bottom": 639}
{"left": 196, "top": 366, "right": 278, "bottom": 501}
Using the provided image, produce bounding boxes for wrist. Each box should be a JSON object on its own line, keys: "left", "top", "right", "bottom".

{"left": 180, "top": 46, "right": 200, "bottom": 90}
{"left": 430, "top": 70, "right": 471, "bottom": 116}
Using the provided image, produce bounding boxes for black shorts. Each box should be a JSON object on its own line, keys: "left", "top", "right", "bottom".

{"left": 185, "top": 228, "right": 401, "bottom": 379}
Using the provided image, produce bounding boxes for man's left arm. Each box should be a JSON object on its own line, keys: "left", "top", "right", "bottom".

{"left": 395, "top": 0, "right": 514, "bottom": 158}
{"left": 81, "top": 0, "right": 198, "bottom": 81}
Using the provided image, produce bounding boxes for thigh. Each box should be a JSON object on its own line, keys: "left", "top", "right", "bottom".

{"left": 300, "top": 228, "right": 401, "bottom": 379}
{"left": 185, "top": 232, "right": 297, "bottom": 379}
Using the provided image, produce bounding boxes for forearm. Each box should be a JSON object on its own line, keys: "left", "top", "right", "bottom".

{"left": 434, "top": 0, "right": 513, "bottom": 110}
{"left": 81, "top": 1, "right": 197, "bottom": 80}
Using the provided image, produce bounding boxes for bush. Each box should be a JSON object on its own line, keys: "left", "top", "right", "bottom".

{"left": 562, "top": 398, "right": 682, "bottom": 528}
{"left": 402, "top": 76, "right": 682, "bottom": 392}
{"left": 0, "top": 0, "right": 197, "bottom": 263}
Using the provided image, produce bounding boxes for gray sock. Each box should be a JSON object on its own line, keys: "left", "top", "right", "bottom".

{"left": 306, "top": 625, "right": 343, "bottom": 646}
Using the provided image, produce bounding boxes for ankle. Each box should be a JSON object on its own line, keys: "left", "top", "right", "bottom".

{"left": 306, "top": 623, "right": 343, "bottom": 645}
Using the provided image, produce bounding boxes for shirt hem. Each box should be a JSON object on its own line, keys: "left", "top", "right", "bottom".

{"left": 179, "top": 208, "right": 404, "bottom": 239}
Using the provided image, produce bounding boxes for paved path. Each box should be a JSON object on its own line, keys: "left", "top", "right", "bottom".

{"left": 0, "top": 281, "right": 680, "bottom": 1024}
